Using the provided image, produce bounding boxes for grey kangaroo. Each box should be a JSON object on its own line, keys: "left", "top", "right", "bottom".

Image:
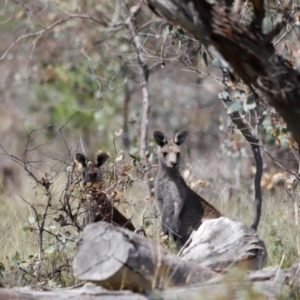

{"left": 74, "top": 152, "right": 136, "bottom": 231}
{"left": 153, "top": 130, "right": 222, "bottom": 249}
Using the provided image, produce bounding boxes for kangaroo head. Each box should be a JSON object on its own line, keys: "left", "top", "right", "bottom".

{"left": 153, "top": 130, "right": 188, "bottom": 170}
{"left": 74, "top": 151, "right": 109, "bottom": 186}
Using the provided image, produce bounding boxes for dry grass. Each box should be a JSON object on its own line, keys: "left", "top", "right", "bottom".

{"left": 0, "top": 162, "right": 300, "bottom": 289}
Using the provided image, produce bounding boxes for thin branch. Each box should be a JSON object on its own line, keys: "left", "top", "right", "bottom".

{"left": 273, "top": 22, "right": 298, "bottom": 46}
{"left": 0, "top": 2, "right": 18, "bottom": 25}
{"left": 221, "top": 69, "right": 263, "bottom": 230}
{"left": 0, "top": 13, "right": 109, "bottom": 62}
{"left": 125, "top": 1, "right": 150, "bottom": 159}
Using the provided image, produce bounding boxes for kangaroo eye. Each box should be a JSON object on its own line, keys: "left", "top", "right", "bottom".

{"left": 162, "top": 152, "right": 168, "bottom": 157}
{"left": 176, "top": 152, "right": 180, "bottom": 157}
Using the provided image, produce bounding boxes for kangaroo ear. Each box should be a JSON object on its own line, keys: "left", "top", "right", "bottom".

{"left": 153, "top": 131, "right": 168, "bottom": 147}
{"left": 174, "top": 130, "right": 188, "bottom": 146}
{"left": 74, "top": 153, "right": 88, "bottom": 169}
{"left": 96, "top": 152, "right": 109, "bottom": 167}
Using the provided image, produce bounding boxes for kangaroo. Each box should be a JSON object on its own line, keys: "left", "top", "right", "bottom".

{"left": 74, "top": 152, "right": 109, "bottom": 190}
{"left": 153, "top": 130, "right": 222, "bottom": 249}
{"left": 74, "top": 152, "right": 136, "bottom": 231}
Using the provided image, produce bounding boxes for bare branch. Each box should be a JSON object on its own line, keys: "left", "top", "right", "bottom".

{"left": 0, "top": 2, "right": 18, "bottom": 25}
{"left": 0, "top": 13, "right": 109, "bottom": 62}
{"left": 221, "top": 69, "right": 263, "bottom": 230}
{"left": 125, "top": 2, "right": 150, "bottom": 159}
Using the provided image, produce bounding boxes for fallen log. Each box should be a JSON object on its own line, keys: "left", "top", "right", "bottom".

{"left": 0, "top": 283, "right": 147, "bottom": 300}
{"left": 2, "top": 262, "right": 300, "bottom": 299}
{"left": 149, "top": 261, "right": 300, "bottom": 299}
{"left": 73, "top": 222, "right": 218, "bottom": 292}
{"left": 179, "top": 217, "right": 267, "bottom": 270}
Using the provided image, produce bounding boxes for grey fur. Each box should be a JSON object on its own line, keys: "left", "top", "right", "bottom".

{"left": 153, "top": 130, "right": 221, "bottom": 250}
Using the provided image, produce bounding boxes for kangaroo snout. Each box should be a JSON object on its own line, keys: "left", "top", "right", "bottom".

{"left": 169, "top": 160, "right": 177, "bottom": 168}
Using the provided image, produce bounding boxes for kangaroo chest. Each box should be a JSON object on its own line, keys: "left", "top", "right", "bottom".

{"left": 156, "top": 175, "right": 186, "bottom": 206}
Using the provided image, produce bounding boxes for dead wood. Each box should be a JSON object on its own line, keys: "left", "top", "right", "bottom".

{"left": 153, "top": 260, "right": 300, "bottom": 299}
{"left": 2, "top": 261, "right": 300, "bottom": 300}
{"left": 73, "top": 222, "right": 217, "bottom": 292}
{"left": 179, "top": 217, "right": 267, "bottom": 270}
{"left": 0, "top": 284, "right": 147, "bottom": 300}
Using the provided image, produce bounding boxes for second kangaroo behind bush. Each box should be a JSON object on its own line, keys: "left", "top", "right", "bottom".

{"left": 153, "top": 130, "right": 222, "bottom": 249}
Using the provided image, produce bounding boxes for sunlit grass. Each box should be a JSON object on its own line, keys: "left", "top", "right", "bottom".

{"left": 1, "top": 167, "right": 300, "bottom": 289}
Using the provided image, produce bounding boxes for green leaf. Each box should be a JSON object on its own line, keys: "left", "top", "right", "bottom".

{"left": 23, "top": 226, "right": 29, "bottom": 232}
{"left": 279, "top": 136, "right": 289, "bottom": 148}
{"left": 44, "top": 244, "right": 56, "bottom": 254}
{"left": 144, "top": 220, "right": 152, "bottom": 228}
{"left": 221, "top": 90, "right": 230, "bottom": 99}
{"left": 0, "top": 262, "right": 5, "bottom": 272}
{"left": 12, "top": 251, "right": 20, "bottom": 262}
{"left": 226, "top": 101, "right": 242, "bottom": 114}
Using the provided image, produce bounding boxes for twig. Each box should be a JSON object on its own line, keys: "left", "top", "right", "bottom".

{"left": 273, "top": 22, "right": 297, "bottom": 46}
{"left": 0, "top": 13, "right": 109, "bottom": 62}
{"left": 0, "top": 2, "right": 18, "bottom": 25}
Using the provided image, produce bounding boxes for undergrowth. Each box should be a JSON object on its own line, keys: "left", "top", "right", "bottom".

{"left": 0, "top": 154, "right": 300, "bottom": 288}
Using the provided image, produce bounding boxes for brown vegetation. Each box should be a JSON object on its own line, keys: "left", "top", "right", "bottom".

{"left": 0, "top": 0, "right": 300, "bottom": 298}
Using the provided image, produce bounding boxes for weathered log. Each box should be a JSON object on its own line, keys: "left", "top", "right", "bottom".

{"left": 179, "top": 217, "right": 267, "bottom": 270}
{"left": 153, "top": 262, "right": 300, "bottom": 299}
{"left": 2, "top": 262, "right": 300, "bottom": 299}
{"left": 0, "top": 284, "right": 147, "bottom": 300}
{"left": 73, "top": 222, "right": 217, "bottom": 292}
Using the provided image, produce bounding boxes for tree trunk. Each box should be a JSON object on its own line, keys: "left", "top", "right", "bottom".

{"left": 147, "top": 0, "right": 300, "bottom": 149}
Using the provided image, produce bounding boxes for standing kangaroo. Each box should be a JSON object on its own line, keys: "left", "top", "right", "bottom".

{"left": 153, "top": 130, "right": 222, "bottom": 249}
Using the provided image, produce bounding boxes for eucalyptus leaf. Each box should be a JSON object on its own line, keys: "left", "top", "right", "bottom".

{"left": 12, "top": 251, "right": 20, "bottom": 262}
{"left": 0, "top": 262, "right": 5, "bottom": 271}
{"left": 226, "top": 101, "right": 242, "bottom": 114}
{"left": 222, "top": 90, "right": 230, "bottom": 99}
{"left": 243, "top": 100, "right": 256, "bottom": 112}
{"left": 280, "top": 136, "right": 289, "bottom": 148}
